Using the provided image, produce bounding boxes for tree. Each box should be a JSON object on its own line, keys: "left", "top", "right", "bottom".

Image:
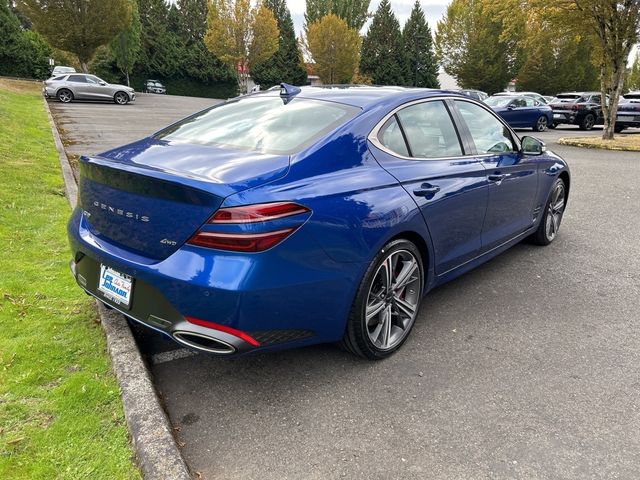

{"left": 305, "top": 13, "right": 360, "bottom": 83}
{"left": 625, "top": 52, "right": 640, "bottom": 92}
{"left": 0, "top": 0, "right": 51, "bottom": 79}
{"left": 205, "top": 0, "right": 279, "bottom": 93}
{"left": 111, "top": 0, "right": 141, "bottom": 86}
{"left": 435, "top": 0, "right": 524, "bottom": 94}
{"left": 532, "top": 0, "right": 640, "bottom": 139}
{"left": 251, "top": 0, "right": 307, "bottom": 88}
{"left": 305, "top": 0, "right": 370, "bottom": 30}
{"left": 177, "top": 0, "right": 208, "bottom": 42}
{"left": 17, "top": 0, "right": 132, "bottom": 72}
{"left": 402, "top": 0, "right": 439, "bottom": 88}
{"left": 359, "top": 0, "right": 406, "bottom": 86}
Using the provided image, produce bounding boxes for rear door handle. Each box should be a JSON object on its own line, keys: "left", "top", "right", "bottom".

{"left": 413, "top": 183, "right": 441, "bottom": 197}
{"left": 488, "top": 173, "right": 507, "bottom": 182}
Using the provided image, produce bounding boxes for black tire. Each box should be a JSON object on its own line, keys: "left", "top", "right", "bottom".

{"left": 57, "top": 89, "right": 73, "bottom": 103}
{"left": 114, "top": 91, "right": 129, "bottom": 105}
{"left": 579, "top": 113, "right": 595, "bottom": 131}
{"left": 614, "top": 124, "right": 625, "bottom": 133}
{"left": 533, "top": 115, "right": 548, "bottom": 132}
{"left": 548, "top": 122, "right": 557, "bottom": 129}
{"left": 530, "top": 178, "right": 566, "bottom": 246}
{"left": 341, "top": 239, "right": 424, "bottom": 360}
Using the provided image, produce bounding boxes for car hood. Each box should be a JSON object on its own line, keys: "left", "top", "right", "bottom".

{"left": 108, "top": 83, "right": 133, "bottom": 90}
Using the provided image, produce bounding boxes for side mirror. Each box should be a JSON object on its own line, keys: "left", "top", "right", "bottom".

{"left": 99, "top": 81, "right": 106, "bottom": 86}
{"left": 521, "top": 136, "right": 546, "bottom": 155}
{"left": 507, "top": 104, "right": 515, "bottom": 110}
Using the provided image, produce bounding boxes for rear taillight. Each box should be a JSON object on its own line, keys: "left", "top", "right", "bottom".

{"left": 208, "top": 202, "right": 309, "bottom": 224}
{"left": 188, "top": 228, "right": 296, "bottom": 252}
{"left": 187, "top": 202, "right": 310, "bottom": 252}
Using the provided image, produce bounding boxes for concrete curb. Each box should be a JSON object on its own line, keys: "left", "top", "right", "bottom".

{"left": 43, "top": 98, "right": 192, "bottom": 480}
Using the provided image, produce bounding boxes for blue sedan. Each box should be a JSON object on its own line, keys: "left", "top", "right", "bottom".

{"left": 485, "top": 94, "right": 554, "bottom": 132}
{"left": 68, "top": 85, "right": 570, "bottom": 359}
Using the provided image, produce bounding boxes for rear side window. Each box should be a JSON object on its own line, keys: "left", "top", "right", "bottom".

{"left": 454, "top": 100, "right": 516, "bottom": 154}
{"left": 395, "top": 101, "right": 463, "bottom": 158}
{"left": 155, "top": 96, "right": 360, "bottom": 155}
{"left": 68, "top": 75, "right": 86, "bottom": 83}
{"left": 378, "top": 117, "right": 409, "bottom": 157}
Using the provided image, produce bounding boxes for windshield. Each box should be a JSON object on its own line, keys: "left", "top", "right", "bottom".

{"left": 155, "top": 96, "right": 361, "bottom": 155}
{"left": 485, "top": 96, "right": 515, "bottom": 107}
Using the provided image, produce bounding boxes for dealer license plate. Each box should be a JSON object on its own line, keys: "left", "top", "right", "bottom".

{"left": 98, "top": 265, "right": 133, "bottom": 308}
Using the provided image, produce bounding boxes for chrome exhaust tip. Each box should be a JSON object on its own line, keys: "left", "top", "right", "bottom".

{"left": 172, "top": 331, "right": 236, "bottom": 355}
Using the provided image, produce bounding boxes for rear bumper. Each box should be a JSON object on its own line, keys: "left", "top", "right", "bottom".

{"left": 67, "top": 208, "right": 363, "bottom": 355}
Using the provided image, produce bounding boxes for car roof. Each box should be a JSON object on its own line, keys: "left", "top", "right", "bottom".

{"left": 255, "top": 85, "right": 466, "bottom": 109}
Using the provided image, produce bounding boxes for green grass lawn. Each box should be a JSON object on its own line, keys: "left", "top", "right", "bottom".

{"left": 0, "top": 79, "right": 141, "bottom": 479}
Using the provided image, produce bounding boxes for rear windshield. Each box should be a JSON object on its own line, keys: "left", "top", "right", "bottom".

{"left": 485, "top": 96, "right": 515, "bottom": 107}
{"left": 557, "top": 94, "right": 581, "bottom": 99}
{"left": 154, "top": 96, "right": 361, "bottom": 155}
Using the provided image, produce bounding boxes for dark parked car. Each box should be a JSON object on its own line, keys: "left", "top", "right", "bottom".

{"left": 68, "top": 85, "right": 570, "bottom": 360}
{"left": 615, "top": 94, "right": 640, "bottom": 131}
{"left": 485, "top": 95, "right": 553, "bottom": 131}
{"left": 144, "top": 79, "right": 166, "bottom": 94}
{"left": 43, "top": 74, "right": 135, "bottom": 104}
{"left": 494, "top": 91, "right": 548, "bottom": 105}
{"left": 456, "top": 89, "right": 488, "bottom": 101}
{"left": 549, "top": 92, "right": 605, "bottom": 130}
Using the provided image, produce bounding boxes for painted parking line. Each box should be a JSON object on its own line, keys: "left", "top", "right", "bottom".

{"left": 151, "top": 348, "right": 198, "bottom": 365}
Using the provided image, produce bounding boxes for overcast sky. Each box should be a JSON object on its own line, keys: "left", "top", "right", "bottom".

{"left": 286, "top": 0, "right": 448, "bottom": 36}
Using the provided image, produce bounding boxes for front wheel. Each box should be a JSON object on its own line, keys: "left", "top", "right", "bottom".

{"left": 342, "top": 239, "right": 424, "bottom": 360}
{"left": 114, "top": 91, "right": 129, "bottom": 105}
{"left": 530, "top": 178, "right": 566, "bottom": 246}
{"left": 534, "top": 115, "right": 548, "bottom": 132}
{"left": 614, "top": 124, "right": 626, "bottom": 133}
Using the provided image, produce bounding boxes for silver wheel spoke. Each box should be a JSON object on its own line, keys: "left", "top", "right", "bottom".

{"left": 393, "top": 260, "right": 418, "bottom": 291}
{"left": 366, "top": 300, "right": 386, "bottom": 324}
{"left": 395, "top": 296, "right": 416, "bottom": 320}
{"left": 381, "top": 305, "right": 392, "bottom": 348}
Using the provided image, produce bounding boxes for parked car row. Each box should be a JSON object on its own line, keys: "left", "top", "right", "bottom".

{"left": 45, "top": 66, "right": 168, "bottom": 104}
{"left": 457, "top": 88, "right": 640, "bottom": 132}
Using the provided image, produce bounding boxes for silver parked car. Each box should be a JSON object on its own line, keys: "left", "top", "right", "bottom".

{"left": 43, "top": 73, "right": 135, "bottom": 105}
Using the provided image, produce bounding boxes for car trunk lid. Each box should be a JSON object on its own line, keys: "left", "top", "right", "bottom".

{"left": 78, "top": 138, "right": 290, "bottom": 260}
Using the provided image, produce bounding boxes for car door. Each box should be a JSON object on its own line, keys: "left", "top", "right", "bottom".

{"left": 368, "top": 99, "right": 489, "bottom": 275}
{"left": 451, "top": 99, "right": 539, "bottom": 252}
{"left": 67, "top": 74, "right": 89, "bottom": 99}
{"left": 84, "top": 75, "right": 110, "bottom": 100}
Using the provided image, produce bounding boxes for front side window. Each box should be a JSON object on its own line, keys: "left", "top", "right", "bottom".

{"left": 155, "top": 96, "right": 360, "bottom": 155}
{"left": 395, "top": 101, "right": 463, "bottom": 158}
{"left": 524, "top": 98, "right": 536, "bottom": 107}
{"left": 455, "top": 100, "right": 516, "bottom": 154}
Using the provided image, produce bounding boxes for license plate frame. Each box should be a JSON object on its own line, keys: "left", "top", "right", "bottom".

{"left": 97, "top": 264, "right": 134, "bottom": 309}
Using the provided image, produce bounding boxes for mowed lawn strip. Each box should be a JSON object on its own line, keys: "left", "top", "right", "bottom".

{"left": 0, "top": 79, "right": 140, "bottom": 479}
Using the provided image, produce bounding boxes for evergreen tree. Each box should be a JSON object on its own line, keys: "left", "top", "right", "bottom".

{"left": 251, "top": 0, "right": 307, "bottom": 88}
{"left": 0, "top": 0, "right": 51, "bottom": 79}
{"left": 176, "top": 0, "right": 208, "bottom": 42}
{"left": 359, "top": 0, "right": 406, "bottom": 86}
{"left": 402, "top": 0, "right": 439, "bottom": 88}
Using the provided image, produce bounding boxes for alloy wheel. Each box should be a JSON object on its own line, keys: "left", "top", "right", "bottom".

{"left": 58, "top": 90, "right": 72, "bottom": 103}
{"left": 545, "top": 182, "right": 565, "bottom": 241}
{"left": 365, "top": 249, "right": 421, "bottom": 350}
{"left": 536, "top": 116, "right": 548, "bottom": 132}
{"left": 115, "top": 92, "right": 128, "bottom": 105}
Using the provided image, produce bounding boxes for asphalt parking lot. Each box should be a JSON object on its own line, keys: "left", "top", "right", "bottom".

{"left": 51, "top": 94, "right": 640, "bottom": 479}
